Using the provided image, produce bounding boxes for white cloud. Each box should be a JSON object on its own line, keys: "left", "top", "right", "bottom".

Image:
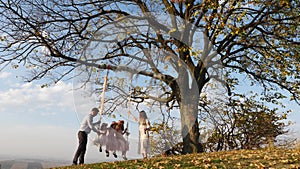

{"left": 0, "top": 81, "right": 74, "bottom": 114}
{"left": 0, "top": 71, "right": 11, "bottom": 79}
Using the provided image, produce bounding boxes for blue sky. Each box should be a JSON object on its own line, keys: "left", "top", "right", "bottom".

{"left": 0, "top": 66, "right": 299, "bottom": 164}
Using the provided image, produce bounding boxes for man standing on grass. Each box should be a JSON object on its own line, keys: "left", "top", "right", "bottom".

{"left": 72, "top": 107, "right": 101, "bottom": 165}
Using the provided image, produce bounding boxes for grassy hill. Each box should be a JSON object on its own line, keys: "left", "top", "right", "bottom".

{"left": 54, "top": 148, "right": 300, "bottom": 169}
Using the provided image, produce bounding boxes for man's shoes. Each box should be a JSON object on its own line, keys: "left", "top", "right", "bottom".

{"left": 72, "top": 162, "right": 77, "bottom": 165}
{"left": 105, "top": 150, "right": 109, "bottom": 157}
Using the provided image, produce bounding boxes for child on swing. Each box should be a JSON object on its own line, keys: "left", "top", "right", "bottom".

{"left": 115, "top": 120, "right": 130, "bottom": 160}
{"left": 105, "top": 121, "right": 118, "bottom": 158}
{"left": 93, "top": 123, "right": 108, "bottom": 152}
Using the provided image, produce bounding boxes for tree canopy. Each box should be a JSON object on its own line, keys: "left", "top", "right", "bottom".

{"left": 0, "top": 0, "right": 299, "bottom": 154}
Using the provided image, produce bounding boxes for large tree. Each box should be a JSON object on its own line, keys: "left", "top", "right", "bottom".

{"left": 0, "top": 0, "right": 299, "bottom": 154}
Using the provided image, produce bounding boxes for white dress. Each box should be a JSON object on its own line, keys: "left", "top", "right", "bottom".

{"left": 93, "top": 129, "right": 107, "bottom": 147}
{"left": 138, "top": 119, "right": 150, "bottom": 155}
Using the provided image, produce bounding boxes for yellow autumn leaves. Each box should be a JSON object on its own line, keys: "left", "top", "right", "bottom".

{"left": 56, "top": 148, "right": 300, "bottom": 169}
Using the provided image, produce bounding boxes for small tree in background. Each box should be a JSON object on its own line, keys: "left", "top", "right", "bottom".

{"left": 202, "top": 94, "right": 290, "bottom": 151}
{"left": 150, "top": 121, "right": 182, "bottom": 156}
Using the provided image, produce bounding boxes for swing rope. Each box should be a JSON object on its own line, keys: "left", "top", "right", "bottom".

{"left": 98, "top": 70, "right": 109, "bottom": 123}
{"left": 126, "top": 86, "right": 130, "bottom": 136}
{"left": 127, "top": 84, "right": 138, "bottom": 122}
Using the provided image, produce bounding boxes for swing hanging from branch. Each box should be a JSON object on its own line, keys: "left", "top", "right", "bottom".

{"left": 98, "top": 70, "right": 109, "bottom": 122}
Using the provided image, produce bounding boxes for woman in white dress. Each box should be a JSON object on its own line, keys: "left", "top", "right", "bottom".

{"left": 138, "top": 110, "right": 151, "bottom": 159}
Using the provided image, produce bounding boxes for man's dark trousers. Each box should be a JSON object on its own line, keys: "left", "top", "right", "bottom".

{"left": 73, "top": 131, "right": 88, "bottom": 165}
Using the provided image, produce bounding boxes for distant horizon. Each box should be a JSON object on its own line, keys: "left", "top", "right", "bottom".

{"left": 0, "top": 158, "right": 69, "bottom": 169}
{"left": 0, "top": 153, "right": 69, "bottom": 162}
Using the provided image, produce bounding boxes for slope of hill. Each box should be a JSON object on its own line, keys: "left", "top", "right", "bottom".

{"left": 54, "top": 148, "right": 300, "bottom": 169}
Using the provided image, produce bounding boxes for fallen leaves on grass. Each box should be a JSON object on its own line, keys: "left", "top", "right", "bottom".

{"left": 54, "top": 148, "right": 300, "bottom": 169}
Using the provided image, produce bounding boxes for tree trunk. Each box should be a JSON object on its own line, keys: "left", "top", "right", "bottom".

{"left": 180, "top": 100, "right": 203, "bottom": 153}
{"left": 177, "top": 65, "right": 204, "bottom": 154}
